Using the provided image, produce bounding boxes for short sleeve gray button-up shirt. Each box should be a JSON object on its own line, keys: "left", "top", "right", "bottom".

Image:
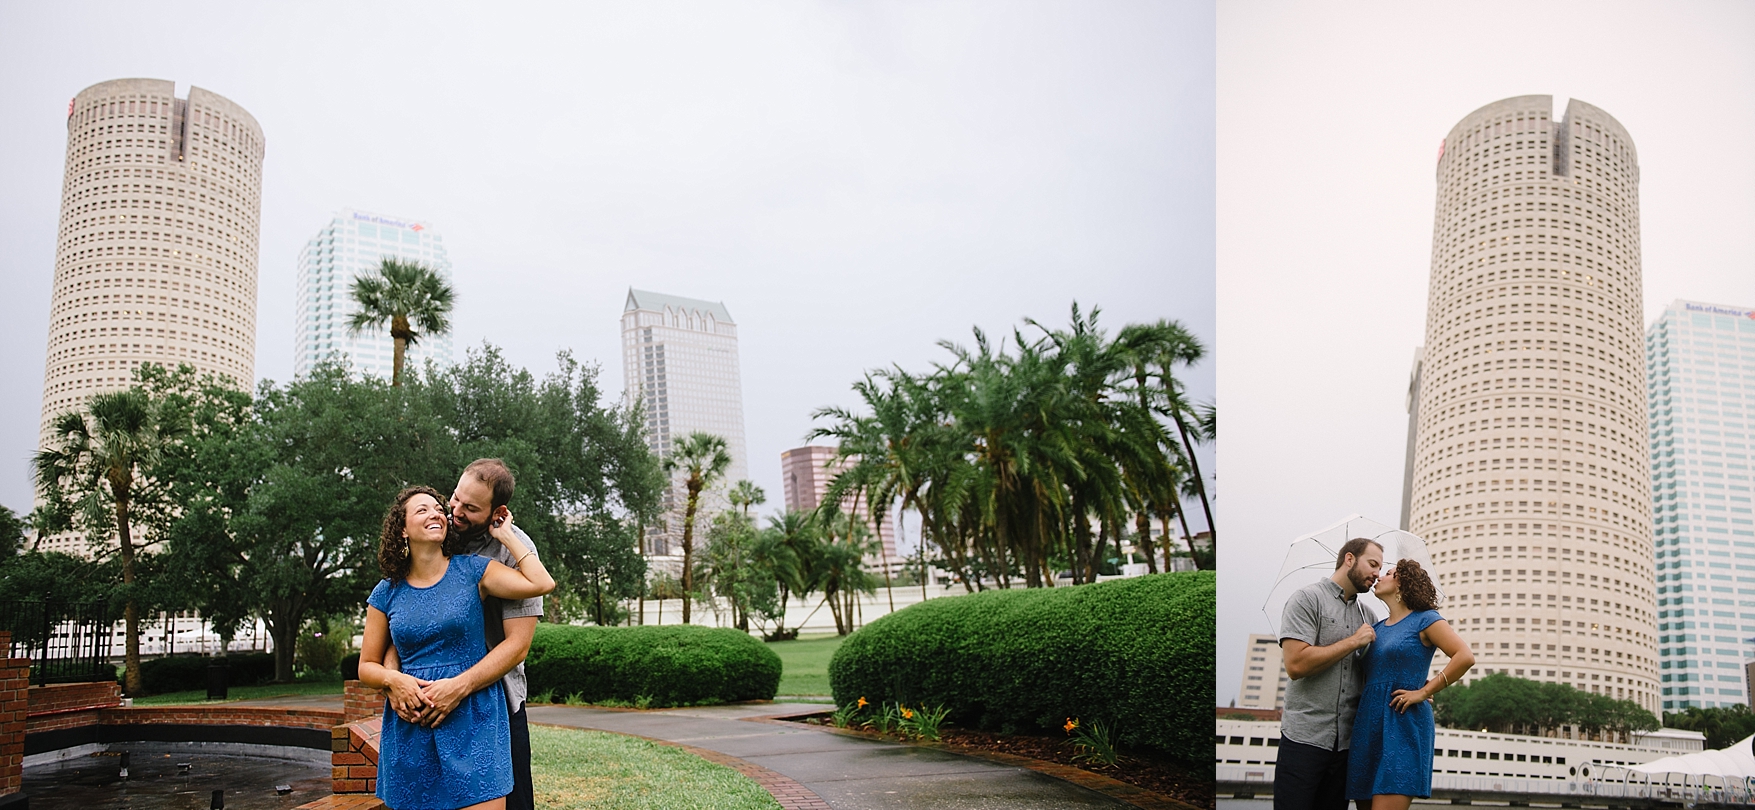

{"left": 463, "top": 525, "right": 543, "bottom": 714}
{"left": 1278, "top": 578, "right": 1370, "bottom": 751}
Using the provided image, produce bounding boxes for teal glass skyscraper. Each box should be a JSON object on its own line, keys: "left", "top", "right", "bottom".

{"left": 295, "top": 210, "right": 455, "bottom": 379}
{"left": 1647, "top": 299, "right": 1755, "bottom": 710}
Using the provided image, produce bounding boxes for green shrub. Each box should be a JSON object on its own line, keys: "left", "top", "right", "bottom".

{"left": 296, "top": 623, "right": 350, "bottom": 676}
{"left": 828, "top": 571, "right": 1214, "bottom": 762}
{"left": 526, "top": 624, "right": 781, "bottom": 708}
{"left": 134, "top": 652, "right": 277, "bottom": 695}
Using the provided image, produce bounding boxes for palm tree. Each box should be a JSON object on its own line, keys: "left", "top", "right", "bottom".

{"left": 816, "top": 513, "right": 878, "bottom": 635}
{"left": 1117, "top": 320, "right": 1211, "bottom": 560}
{"left": 663, "top": 432, "right": 731, "bottom": 624}
{"left": 347, "top": 257, "right": 455, "bottom": 386}
{"left": 729, "top": 480, "right": 766, "bottom": 520}
{"left": 761, "top": 510, "right": 822, "bottom": 638}
{"left": 34, "top": 389, "right": 186, "bottom": 694}
{"left": 811, "top": 371, "right": 927, "bottom": 612}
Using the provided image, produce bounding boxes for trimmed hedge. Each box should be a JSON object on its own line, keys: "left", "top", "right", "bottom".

{"left": 525, "top": 624, "right": 782, "bottom": 708}
{"left": 828, "top": 571, "right": 1214, "bottom": 762}
{"left": 132, "top": 653, "right": 277, "bottom": 695}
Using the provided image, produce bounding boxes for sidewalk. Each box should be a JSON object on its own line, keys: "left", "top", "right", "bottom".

{"left": 528, "top": 702, "right": 1131, "bottom": 809}
{"left": 225, "top": 694, "right": 1136, "bottom": 808}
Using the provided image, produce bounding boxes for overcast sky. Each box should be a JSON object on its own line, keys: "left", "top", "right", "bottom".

{"left": 0, "top": 2, "right": 1216, "bottom": 537}
{"left": 1217, "top": 1, "right": 1755, "bottom": 706}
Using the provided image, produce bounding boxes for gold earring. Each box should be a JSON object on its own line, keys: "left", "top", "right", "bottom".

{"left": 402, "top": 535, "right": 410, "bottom": 557}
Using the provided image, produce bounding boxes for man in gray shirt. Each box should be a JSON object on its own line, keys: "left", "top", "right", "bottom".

{"left": 385, "top": 458, "right": 541, "bottom": 810}
{"left": 1275, "top": 537, "right": 1383, "bottom": 810}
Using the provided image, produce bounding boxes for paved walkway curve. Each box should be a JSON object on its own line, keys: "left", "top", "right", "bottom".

{"left": 528, "top": 702, "right": 1132, "bottom": 809}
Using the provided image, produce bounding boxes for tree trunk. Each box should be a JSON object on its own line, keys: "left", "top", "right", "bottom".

{"left": 1136, "top": 510, "right": 1158, "bottom": 575}
{"left": 1088, "top": 514, "right": 1109, "bottom": 583}
{"left": 391, "top": 316, "right": 411, "bottom": 386}
{"left": 1159, "top": 514, "right": 1174, "bottom": 572}
{"left": 871, "top": 496, "right": 895, "bottom": 613}
{"left": 272, "top": 617, "right": 298, "bottom": 682}
{"left": 681, "top": 477, "right": 701, "bottom": 624}
{"left": 1170, "top": 497, "right": 1193, "bottom": 550}
{"left": 593, "top": 577, "right": 605, "bottom": 626}
{"left": 1072, "top": 493, "right": 1092, "bottom": 585}
{"left": 114, "top": 493, "right": 142, "bottom": 695}
{"left": 826, "top": 586, "right": 845, "bottom": 635}
{"left": 1168, "top": 405, "right": 1214, "bottom": 549}
{"left": 1169, "top": 496, "right": 1201, "bottom": 570}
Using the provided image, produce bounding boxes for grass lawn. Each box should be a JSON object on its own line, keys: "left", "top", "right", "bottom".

{"left": 130, "top": 676, "right": 344, "bottom": 706}
{"left": 531, "top": 724, "right": 778, "bottom": 809}
{"left": 765, "top": 633, "right": 844, "bottom": 698}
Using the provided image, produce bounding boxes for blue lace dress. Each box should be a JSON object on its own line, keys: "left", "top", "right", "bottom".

{"left": 368, "top": 555, "right": 512, "bottom": 810}
{"left": 1347, "top": 609, "right": 1442, "bottom": 800}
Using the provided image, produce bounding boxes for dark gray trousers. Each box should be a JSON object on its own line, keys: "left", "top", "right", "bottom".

{"left": 1274, "top": 737, "right": 1351, "bottom": 810}
{"left": 508, "top": 706, "right": 532, "bottom": 810}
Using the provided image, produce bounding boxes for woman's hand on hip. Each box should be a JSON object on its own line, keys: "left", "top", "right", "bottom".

{"left": 1389, "top": 687, "right": 1429, "bottom": 713}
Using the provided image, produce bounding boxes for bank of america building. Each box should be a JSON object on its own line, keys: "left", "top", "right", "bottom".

{"left": 1646, "top": 299, "right": 1755, "bottom": 709}
{"left": 295, "top": 210, "right": 455, "bottom": 379}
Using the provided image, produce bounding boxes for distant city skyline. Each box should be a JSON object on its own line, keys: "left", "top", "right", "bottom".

{"left": 1218, "top": 2, "right": 1755, "bottom": 707}
{"left": 1645, "top": 299, "right": 1755, "bottom": 711}
{"left": 295, "top": 209, "right": 455, "bottom": 380}
{"left": 1, "top": 4, "right": 1215, "bottom": 527}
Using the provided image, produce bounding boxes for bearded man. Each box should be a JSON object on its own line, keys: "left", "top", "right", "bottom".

{"left": 1274, "top": 537, "right": 1383, "bottom": 810}
{"left": 382, "top": 458, "right": 542, "bottom": 810}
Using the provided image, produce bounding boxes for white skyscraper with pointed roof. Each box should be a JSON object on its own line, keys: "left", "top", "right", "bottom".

{"left": 621, "top": 289, "right": 749, "bottom": 556}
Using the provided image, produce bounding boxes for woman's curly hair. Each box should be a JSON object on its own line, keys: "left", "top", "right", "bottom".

{"left": 378, "top": 485, "right": 460, "bottom": 581}
{"left": 1395, "top": 559, "right": 1441, "bottom": 612}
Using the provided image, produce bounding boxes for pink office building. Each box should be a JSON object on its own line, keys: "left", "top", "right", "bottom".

{"left": 780, "top": 445, "right": 899, "bottom": 572}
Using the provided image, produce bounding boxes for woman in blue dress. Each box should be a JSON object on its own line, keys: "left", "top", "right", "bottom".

{"left": 358, "top": 486, "right": 555, "bottom": 810}
{"left": 1347, "top": 559, "right": 1475, "bottom": 810}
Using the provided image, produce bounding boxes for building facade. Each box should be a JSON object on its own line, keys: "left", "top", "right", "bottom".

{"left": 780, "top": 445, "right": 900, "bottom": 573}
{"left": 1237, "top": 633, "right": 1290, "bottom": 710}
{"left": 1403, "top": 96, "right": 1658, "bottom": 712}
{"left": 621, "top": 289, "right": 749, "bottom": 557}
{"left": 1644, "top": 299, "right": 1755, "bottom": 710}
{"left": 38, "top": 78, "right": 264, "bottom": 555}
{"left": 294, "top": 210, "right": 454, "bottom": 380}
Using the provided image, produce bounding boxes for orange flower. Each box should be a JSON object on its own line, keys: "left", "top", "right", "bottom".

{"left": 1064, "top": 718, "right": 1079, "bottom": 733}
{"left": 857, "top": 697, "right": 868, "bottom": 709}
{"left": 901, "top": 707, "right": 915, "bottom": 719}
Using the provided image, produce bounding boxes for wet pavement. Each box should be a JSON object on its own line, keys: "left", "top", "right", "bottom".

{"left": 529, "top": 701, "right": 1130, "bottom": 809}
{"left": 24, "top": 745, "right": 332, "bottom": 810}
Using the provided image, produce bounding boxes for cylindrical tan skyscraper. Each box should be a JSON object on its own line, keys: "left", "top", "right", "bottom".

{"left": 1405, "top": 96, "right": 1657, "bottom": 713}
{"left": 38, "top": 79, "right": 263, "bottom": 552}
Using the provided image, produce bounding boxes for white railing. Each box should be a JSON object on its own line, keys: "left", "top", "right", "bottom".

{"left": 1219, "top": 766, "right": 1755, "bottom": 805}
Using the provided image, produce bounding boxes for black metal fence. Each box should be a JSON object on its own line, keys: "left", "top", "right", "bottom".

{"left": 0, "top": 601, "right": 113, "bottom": 685}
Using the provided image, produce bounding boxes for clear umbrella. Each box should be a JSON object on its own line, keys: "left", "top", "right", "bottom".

{"left": 1260, "top": 514, "right": 1441, "bottom": 637}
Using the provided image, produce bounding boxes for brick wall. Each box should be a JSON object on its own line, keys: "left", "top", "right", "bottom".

{"left": 331, "top": 717, "right": 381, "bottom": 794}
{"left": 1214, "top": 707, "right": 1281, "bottom": 721}
{"left": 98, "top": 706, "right": 343, "bottom": 732}
{"left": 26, "top": 681, "right": 124, "bottom": 733}
{"left": 343, "top": 680, "right": 381, "bottom": 724}
{"left": 0, "top": 632, "right": 26, "bottom": 799}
